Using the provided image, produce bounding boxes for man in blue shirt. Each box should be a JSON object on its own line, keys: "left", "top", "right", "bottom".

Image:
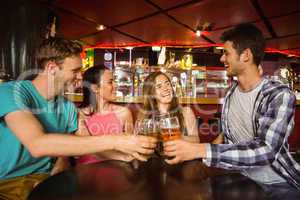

{"left": 163, "top": 24, "right": 300, "bottom": 199}
{"left": 0, "top": 38, "right": 157, "bottom": 200}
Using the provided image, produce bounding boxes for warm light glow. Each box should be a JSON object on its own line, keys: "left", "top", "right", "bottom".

{"left": 84, "top": 41, "right": 223, "bottom": 49}
{"left": 96, "top": 24, "right": 106, "bottom": 31}
{"left": 265, "top": 48, "right": 300, "bottom": 58}
{"left": 196, "top": 30, "right": 201, "bottom": 37}
{"left": 152, "top": 46, "right": 161, "bottom": 51}
{"left": 160, "top": 68, "right": 167, "bottom": 73}
{"left": 119, "top": 61, "right": 129, "bottom": 65}
{"left": 82, "top": 42, "right": 300, "bottom": 58}
{"left": 216, "top": 46, "right": 224, "bottom": 50}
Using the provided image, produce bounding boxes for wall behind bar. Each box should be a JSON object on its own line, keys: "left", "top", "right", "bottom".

{"left": 0, "top": 0, "right": 49, "bottom": 80}
{"left": 94, "top": 47, "right": 224, "bottom": 67}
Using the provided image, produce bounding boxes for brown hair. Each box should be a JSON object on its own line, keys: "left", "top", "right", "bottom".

{"left": 36, "top": 37, "right": 82, "bottom": 69}
{"left": 139, "top": 71, "right": 187, "bottom": 135}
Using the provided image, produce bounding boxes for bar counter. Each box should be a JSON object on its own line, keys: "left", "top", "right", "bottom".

{"left": 65, "top": 93, "right": 300, "bottom": 105}
{"left": 65, "top": 93, "right": 225, "bottom": 104}
{"left": 114, "top": 97, "right": 225, "bottom": 104}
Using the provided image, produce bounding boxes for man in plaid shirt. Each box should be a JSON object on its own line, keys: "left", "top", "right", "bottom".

{"left": 164, "top": 23, "right": 300, "bottom": 199}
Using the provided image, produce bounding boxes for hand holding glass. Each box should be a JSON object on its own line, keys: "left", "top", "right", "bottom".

{"left": 159, "top": 116, "right": 182, "bottom": 142}
{"left": 134, "top": 118, "right": 160, "bottom": 138}
{"left": 134, "top": 119, "right": 159, "bottom": 158}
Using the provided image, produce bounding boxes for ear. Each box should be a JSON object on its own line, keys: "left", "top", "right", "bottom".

{"left": 90, "top": 84, "right": 99, "bottom": 93}
{"left": 240, "top": 48, "right": 252, "bottom": 63}
{"left": 45, "top": 61, "right": 59, "bottom": 75}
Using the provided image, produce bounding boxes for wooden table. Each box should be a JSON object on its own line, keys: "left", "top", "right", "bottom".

{"left": 28, "top": 158, "right": 266, "bottom": 200}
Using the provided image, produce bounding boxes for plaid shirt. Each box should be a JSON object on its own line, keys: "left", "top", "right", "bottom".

{"left": 203, "top": 79, "right": 300, "bottom": 190}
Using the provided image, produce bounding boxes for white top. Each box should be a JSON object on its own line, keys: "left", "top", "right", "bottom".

{"left": 228, "top": 79, "right": 286, "bottom": 184}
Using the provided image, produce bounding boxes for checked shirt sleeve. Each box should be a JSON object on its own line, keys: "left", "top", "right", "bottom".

{"left": 203, "top": 90, "right": 296, "bottom": 170}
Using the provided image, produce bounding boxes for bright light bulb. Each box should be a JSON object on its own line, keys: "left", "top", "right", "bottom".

{"left": 152, "top": 46, "right": 161, "bottom": 51}
{"left": 196, "top": 30, "right": 201, "bottom": 37}
{"left": 125, "top": 47, "right": 134, "bottom": 50}
{"left": 96, "top": 25, "right": 106, "bottom": 31}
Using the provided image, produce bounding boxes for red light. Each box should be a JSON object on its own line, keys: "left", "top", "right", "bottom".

{"left": 83, "top": 43, "right": 300, "bottom": 58}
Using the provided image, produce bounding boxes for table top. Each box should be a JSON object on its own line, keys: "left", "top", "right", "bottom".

{"left": 29, "top": 158, "right": 266, "bottom": 200}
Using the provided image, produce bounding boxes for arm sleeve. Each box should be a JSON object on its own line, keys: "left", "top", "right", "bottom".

{"left": 0, "top": 83, "right": 29, "bottom": 118}
{"left": 203, "top": 90, "right": 296, "bottom": 170}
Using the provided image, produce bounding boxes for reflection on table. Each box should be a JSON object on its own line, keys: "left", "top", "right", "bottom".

{"left": 29, "top": 158, "right": 266, "bottom": 200}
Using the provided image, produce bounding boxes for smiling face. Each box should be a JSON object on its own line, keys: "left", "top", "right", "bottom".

{"left": 220, "top": 41, "right": 243, "bottom": 77}
{"left": 98, "top": 70, "right": 116, "bottom": 102}
{"left": 55, "top": 55, "right": 82, "bottom": 94}
{"left": 154, "top": 74, "right": 173, "bottom": 105}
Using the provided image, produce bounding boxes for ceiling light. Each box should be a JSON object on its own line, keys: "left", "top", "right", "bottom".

{"left": 152, "top": 46, "right": 161, "bottom": 51}
{"left": 125, "top": 47, "right": 134, "bottom": 50}
{"left": 96, "top": 24, "right": 106, "bottom": 31}
{"left": 195, "top": 22, "right": 214, "bottom": 37}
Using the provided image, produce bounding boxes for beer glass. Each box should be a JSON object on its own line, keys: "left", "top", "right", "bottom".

{"left": 158, "top": 116, "right": 182, "bottom": 158}
{"left": 134, "top": 118, "right": 160, "bottom": 158}
{"left": 159, "top": 116, "right": 182, "bottom": 142}
{"left": 134, "top": 118, "right": 159, "bottom": 138}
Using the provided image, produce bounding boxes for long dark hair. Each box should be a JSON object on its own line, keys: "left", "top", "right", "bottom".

{"left": 139, "top": 71, "right": 187, "bottom": 135}
{"left": 79, "top": 65, "right": 107, "bottom": 109}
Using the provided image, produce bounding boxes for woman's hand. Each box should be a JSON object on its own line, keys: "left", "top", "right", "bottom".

{"left": 163, "top": 139, "right": 206, "bottom": 165}
{"left": 120, "top": 154, "right": 135, "bottom": 162}
{"left": 113, "top": 134, "right": 157, "bottom": 162}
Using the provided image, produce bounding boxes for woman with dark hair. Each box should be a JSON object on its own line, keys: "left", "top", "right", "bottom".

{"left": 138, "top": 71, "right": 198, "bottom": 137}
{"left": 75, "top": 65, "right": 135, "bottom": 164}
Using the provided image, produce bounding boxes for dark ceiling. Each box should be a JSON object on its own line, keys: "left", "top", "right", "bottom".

{"left": 38, "top": 0, "right": 300, "bottom": 54}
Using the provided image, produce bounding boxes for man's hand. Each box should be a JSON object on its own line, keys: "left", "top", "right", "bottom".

{"left": 182, "top": 135, "right": 200, "bottom": 143}
{"left": 113, "top": 135, "right": 157, "bottom": 162}
{"left": 163, "top": 139, "right": 206, "bottom": 165}
{"left": 50, "top": 157, "right": 71, "bottom": 176}
{"left": 212, "top": 134, "right": 223, "bottom": 144}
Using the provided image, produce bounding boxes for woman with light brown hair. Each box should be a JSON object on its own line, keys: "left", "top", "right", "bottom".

{"left": 138, "top": 71, "right": 198, "bottom": 137}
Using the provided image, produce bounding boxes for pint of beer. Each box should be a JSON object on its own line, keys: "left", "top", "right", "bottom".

{"left": 134, "top": 118, "right": 160, "bottom": 138}
{"left": 134, "top": 118, "right": 160, "bottom": 158}
{"left": 158, "top": 116, "right": 181, "bottom": 158}
{"left": 160, "top": 127, "right": 181, "bottom": 141}
{"left": 159, "top": 116, "right": 182, "bottom": 142}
